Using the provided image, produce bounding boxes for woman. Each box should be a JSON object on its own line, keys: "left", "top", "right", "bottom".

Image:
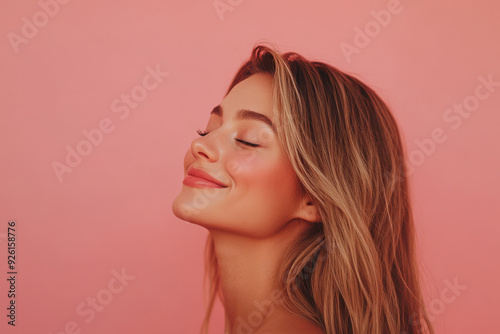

{"left": 172, "top": 44, "right": 434, "bottom": 334}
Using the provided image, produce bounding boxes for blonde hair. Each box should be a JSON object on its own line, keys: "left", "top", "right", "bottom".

{"left": 200, "top": 44, "right": 434, "bottom": 334}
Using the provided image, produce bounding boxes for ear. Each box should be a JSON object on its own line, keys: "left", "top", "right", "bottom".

{"left": 294, "top": 194, "right": 321, "bottom": 224}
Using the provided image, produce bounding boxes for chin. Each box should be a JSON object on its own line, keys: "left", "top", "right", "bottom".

{"left": 171, "top": 192, "right": 197, "bottom": 222}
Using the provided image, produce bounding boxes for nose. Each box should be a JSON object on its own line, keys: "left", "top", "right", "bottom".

{"left": 190, "top": 133, "right": 219, "bottom": 162}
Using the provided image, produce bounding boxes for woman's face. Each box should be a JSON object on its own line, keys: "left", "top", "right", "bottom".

{"left": 172, "top": 73, "right": 306, "bottom": 238}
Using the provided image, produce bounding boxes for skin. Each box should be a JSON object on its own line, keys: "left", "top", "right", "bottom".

{"left": 172, "top": 73, "right": 324, "bottom": 334}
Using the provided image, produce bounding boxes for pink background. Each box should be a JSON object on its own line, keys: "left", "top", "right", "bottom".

{"left": 1, "top": 1, "right": 499, "bottom": 333}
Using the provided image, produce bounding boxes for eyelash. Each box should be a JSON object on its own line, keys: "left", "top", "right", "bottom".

{"left": 196, "top": 129, "right": 259, "bottom": 147}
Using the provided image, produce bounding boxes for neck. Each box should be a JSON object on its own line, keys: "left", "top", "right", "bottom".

{"left": 209, "top": 221, "right": 311, "bottom": 334}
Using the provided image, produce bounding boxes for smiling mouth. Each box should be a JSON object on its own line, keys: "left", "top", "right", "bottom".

{"left": 184, "top": 166, "right": 228, "bottom": 188}
{"left": 182, "top": 175, "right": 228, "bottom": 188}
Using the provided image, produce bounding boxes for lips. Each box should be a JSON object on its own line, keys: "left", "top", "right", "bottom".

{"left": 184, "top": 166, "right": 228, "bottom": 188}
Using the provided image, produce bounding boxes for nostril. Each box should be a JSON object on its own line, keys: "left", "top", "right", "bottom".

{"left": 191, "top": 138, "right": 216, "bottom": 161}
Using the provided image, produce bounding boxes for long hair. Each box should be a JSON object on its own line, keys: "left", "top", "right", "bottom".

{"left": 200, "top": 44, "right": 434, "bottom": 334}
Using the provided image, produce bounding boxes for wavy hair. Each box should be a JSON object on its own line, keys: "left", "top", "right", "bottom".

{"left": 200, "top": 44, "right": 434, "bottom": 334}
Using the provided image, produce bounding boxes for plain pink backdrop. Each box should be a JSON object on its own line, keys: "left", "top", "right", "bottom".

{"left": 1, "top": 0, "right": 499, "bottom": 333}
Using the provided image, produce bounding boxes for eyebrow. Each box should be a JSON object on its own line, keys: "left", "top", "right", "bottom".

{"left": 210, "top": 105, "right": 276, "bottom": 133}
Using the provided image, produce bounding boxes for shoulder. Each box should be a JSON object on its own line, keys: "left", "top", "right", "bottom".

{"left": 257, "top": 330, "right": 324, "bottom": 334}
{"left": 256, "top": 327, "right": 324, "bottom": 334}
{"left": 253, "top": 307, "right": 325, "bottom": 334}
{"left": 254, "top": 318, "right": 325, "bottom": 334}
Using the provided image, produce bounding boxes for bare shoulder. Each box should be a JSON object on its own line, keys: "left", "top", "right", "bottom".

{"left": 256, "top": 327, "right": 324, "bottom": 334}
{"left": 256, "top": 325, "right": 324, "bottom": 334}
{"left": 254, "top": 311, "right": 325, "bottom": 334}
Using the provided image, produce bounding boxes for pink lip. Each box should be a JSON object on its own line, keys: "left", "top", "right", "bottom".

{"left": 183, "top": 166, "right": 228, "bottom": 188}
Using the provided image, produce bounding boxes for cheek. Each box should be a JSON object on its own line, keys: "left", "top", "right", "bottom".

{"left": 226, "top": 150, "right": 299, "bottom": 209}
{"left": 224, "top": 151, "right": 300, "bottom": 237}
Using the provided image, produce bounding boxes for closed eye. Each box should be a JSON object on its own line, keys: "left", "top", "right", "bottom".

{"left": 236, "top": 139, "right": 259, "bottom": 147}
{"left": 196, "top": 129, "right": 259, "bottom": 147}
{"left": 196, "top": 129, "right": 209, "bottom": 137}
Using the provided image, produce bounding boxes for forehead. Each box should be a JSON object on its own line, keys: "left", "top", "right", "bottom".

{"left": 221, "top": 73, "right": 274, "bottom": 120}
